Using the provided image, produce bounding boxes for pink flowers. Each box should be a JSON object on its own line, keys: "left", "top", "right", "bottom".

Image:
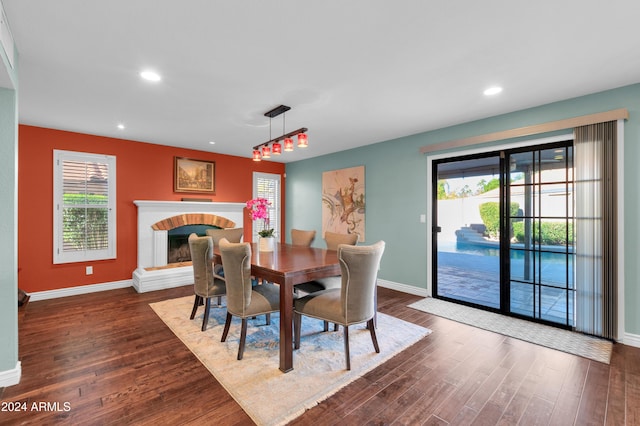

{"left": 246, "top": 198, "right": 274, "bottom": 237}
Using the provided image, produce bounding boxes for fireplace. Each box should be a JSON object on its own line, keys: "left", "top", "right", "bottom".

{"left": 132, "top": 200, "right": 245, "bottom": 292}
{"left": 167, "top": 224, "right": 218, "bottom": 264}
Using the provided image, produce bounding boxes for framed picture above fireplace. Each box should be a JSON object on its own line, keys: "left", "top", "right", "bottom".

{"left": 174, "top": 157, "right": 215, "bottom": 193}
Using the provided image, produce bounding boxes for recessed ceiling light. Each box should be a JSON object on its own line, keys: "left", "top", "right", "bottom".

{"left": 140, "top": 70, "right": 161, "bottom": 82}
{"left": 117, "top": 123, "right": 125, "bottom": 130}
{"left": 209, "top": 141, "right": 216, "bottom": 145}
{"left": 484, "top": 86, "right": 503, "bottom": 96}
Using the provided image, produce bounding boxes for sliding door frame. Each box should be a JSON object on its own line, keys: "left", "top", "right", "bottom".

{"left": 426, "top": 134, "right": 571, "bottom": 294}
{"left": 426, "top": 128, "right": 625, "bottom": 339}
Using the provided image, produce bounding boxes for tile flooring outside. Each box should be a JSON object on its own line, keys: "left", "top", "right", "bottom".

{"left": 437, "top": 250, "right": 574, "bottom": 326}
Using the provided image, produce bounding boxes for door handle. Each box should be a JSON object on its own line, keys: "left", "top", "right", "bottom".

{"left": 433, "top": 226, "right": 442, "bottom": 233}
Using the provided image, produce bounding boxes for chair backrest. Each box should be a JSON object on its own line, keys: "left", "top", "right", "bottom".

{"left": 338, "top": 241, "right": 385, "bottom": 323}
{"left": 291, "top": 229, "right": 316, "bottom": 247}
{"left": 218, "top": 238, "right": 253, "bottom": 316}
{"left": 324, "top": 231, "right": 359, "bottom": 250}
{"left": 188, "top": 233, "right": 215, "bottom": 297}
{"left": 206, "top": 227, "right": 244, "bottom": 245}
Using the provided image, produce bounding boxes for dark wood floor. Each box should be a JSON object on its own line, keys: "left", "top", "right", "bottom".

{"left": 1, "top": 286, "right": 639, "bottom": 425}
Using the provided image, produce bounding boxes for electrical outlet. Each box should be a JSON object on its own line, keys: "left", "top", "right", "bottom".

{"left": 420, "top": 214, "right": 426, "bottom": 223}
{"left": 86, "top": 266, "right": 93, "bottom": 275}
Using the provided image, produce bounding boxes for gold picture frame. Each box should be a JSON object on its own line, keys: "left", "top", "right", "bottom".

{"left": 174, "top": 157, "right": 215, "bottom": 193}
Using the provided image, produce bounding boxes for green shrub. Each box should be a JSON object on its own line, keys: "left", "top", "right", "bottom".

{"left": 512, "top": 221, "right": 574, "bottom": 245}
{"left": 62, "top": 193, "right": 109, "bottom": 250}
{"left": 478, "top": 202, "right": 519, "bottom": 239}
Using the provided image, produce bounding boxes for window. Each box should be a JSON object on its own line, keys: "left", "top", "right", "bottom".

{"left": 252, "top": 172, "right": 281, "bottom": 241}
{"left": 53, "top": 150, "right": 116, "bottom": 263}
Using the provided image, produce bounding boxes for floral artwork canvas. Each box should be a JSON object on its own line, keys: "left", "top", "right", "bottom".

{"left": 322, "top": 166, "right": 365, "bottom": 242}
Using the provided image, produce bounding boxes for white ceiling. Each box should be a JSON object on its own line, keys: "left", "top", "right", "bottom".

{"left": 3, "top": 0, "right": 640, "bottom": 163}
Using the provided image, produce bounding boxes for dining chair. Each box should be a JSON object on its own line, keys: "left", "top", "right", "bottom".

{"left": 205, "top": 227, "right": 244, "bottom": 244}
{"left": 293, "top": 241, "right": 385, "bottom": 370}
{"left": 291, "top": 228, "right": 316, "bottom": 247}
{"left": 324, "top": 231, "right": 359, "bottom": 250}
{"left": 218, "top": 238, "right": 281, "bottom": 360}
{"left": 205, "top": 227, "right": 244, "bottom": 279}
{"left": 188, "top": 233, "right": 226, "bottom": 331}
{"left": 295, "top": 231, "right": 359, "bottom": 295}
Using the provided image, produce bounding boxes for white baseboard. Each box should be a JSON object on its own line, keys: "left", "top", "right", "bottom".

{"left": 377, "top": 279, "right": 428, "bottom": 297}
{"left": 28, "top": 280, "right": 133, "bottom": 302}
{"left": 622, "top": 332, "right": 640, "bottom": 348}
{"left": 0, "top": 361, "right": 21, "bottom": 387}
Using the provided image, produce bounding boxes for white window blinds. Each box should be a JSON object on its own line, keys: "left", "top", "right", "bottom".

{"left": 252, "top": 172, "right": 281, "bottom": 241}
{"left": 53, "top": 150, "right": 116, "bottom": 263}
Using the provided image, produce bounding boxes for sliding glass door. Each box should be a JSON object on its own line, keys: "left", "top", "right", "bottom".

{"left": 433, "top": 153, "right": 502, "bottom": 310}
{"left": 507, "top": 145, "right": 574, "bottom": 326}
{"left": 433, "top": 141, "right": 575, "bottom": 328}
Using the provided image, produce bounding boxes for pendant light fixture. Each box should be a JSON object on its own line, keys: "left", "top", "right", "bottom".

{"left": 284, "top": 137, "right": 294, "bottom": 152}
{"left": 252, "top": 105, "right": 308, "bottom": 161}
{"left": 297, "top": 133, "right": 308, "bottom": 148}
{"left": 272, "top": 141, "right": 282, "bottom": 155}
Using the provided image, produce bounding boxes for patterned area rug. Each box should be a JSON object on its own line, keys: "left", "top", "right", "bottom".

{"left": 150, "top": 296, "right": 431, "bottom": 426}
{"left": 408, "top": 297, "right": 612, "bottom": 364}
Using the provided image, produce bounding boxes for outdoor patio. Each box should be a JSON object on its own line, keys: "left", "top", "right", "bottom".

{"left": 437, "top": 249, "right": 575, "bottom": 326}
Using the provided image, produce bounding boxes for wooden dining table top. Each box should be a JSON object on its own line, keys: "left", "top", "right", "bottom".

{"left": 212, "top": 242, "right": 341, "bottom": 372}
{"left": 249, "top": 243, "right": 341, "bottom": 284}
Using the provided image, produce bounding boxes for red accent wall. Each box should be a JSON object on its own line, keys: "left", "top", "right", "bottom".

{"left": 17, "top": 125, "right": 285, "bottom": 293}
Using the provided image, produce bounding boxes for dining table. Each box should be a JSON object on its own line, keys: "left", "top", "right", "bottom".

{"left": 213, "top": 242, "right": 341, "bottom": 373}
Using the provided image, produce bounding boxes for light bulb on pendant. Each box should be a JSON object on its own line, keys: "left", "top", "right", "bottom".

{"left": 252, "top": 150, "right": 262, "bottom": 161}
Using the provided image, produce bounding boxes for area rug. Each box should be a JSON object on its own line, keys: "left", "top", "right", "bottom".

{"left": 150, "top": 296, "right": 431, "bottom": 426}
{"left": 408, "top": 297, "right": 612, "bottom": 364}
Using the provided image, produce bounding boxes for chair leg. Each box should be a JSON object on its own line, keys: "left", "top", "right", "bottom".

{"left": 201, "top": 298, "right": 211, "bottom": 331}
{"left": 266, "top": 313, "right": 271, "bottom": 325}
{"left": 217, "top": 295, "right": 222, "bottom": 306}
{"left": 238, "top": 318, "right": 248, "bottom": 360}
{"left": 374, "top": 287, "right": 378, "bottom": 328}
{"left": 221, "top": 312, "right": 232, "bottom": 342}
{"left": 190, "top": 295, "right": 201, "bottom": 320}
{"left": 323, "top": 320, "right": 329, "bottom": 332}
{"left": 334, "top": 323, "right": 339, "bottom": 332}
{"left": 366, "top": 313, "right": 378, "bottom": 330}
{"left": 343, "top": 325, "right": 351, "bottom": 370}
{"left": 294, "top": 313, "right": 302, "bottom": 350}
{"left": 367, "top": 318, "right": 380, "bottom": 353}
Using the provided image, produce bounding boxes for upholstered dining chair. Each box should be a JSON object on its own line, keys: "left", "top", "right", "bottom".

{"left": 205, "top": 227, "right": 244, "bottom": 244}
{"left": 205, "top": 227, "right": 244, "bottom": 279}
{"left": 188, "top": 233, "right": 226, "bottom": 331}
{"left": 295, "top": 231, "right": 360, "bottom": 295}
{"left": 218, "top": 238, "right": 281, "bottom": 360}
{"left": 293, "top": 241, "right": 385, "bottom": 370}
{"left": 291, "top": 228, "right": 316, "bottom": 247}
{"left": 324, "top": 231, "right": 359, "bottom": 250}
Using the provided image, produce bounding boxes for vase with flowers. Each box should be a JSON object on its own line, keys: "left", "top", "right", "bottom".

{"left": 246, "top": 197, "right": 275, "bottom": 251}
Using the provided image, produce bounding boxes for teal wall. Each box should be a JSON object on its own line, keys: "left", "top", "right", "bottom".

{"left": 0, "top": 35, "right": 19, "bottom": 376}
{"left": 286, "top": 83, "right": 640, "bottom": 336}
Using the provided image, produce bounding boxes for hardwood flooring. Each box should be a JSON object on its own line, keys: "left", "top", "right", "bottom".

{"left": 1, "top": 286, "right": 639, "bottom": 425}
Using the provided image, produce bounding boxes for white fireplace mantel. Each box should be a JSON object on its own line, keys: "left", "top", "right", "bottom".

{"left": 132, "top": 200, "right": 245, "bottom": 292}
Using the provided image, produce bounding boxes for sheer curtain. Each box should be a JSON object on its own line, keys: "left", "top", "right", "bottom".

{"left": 574, "top": 121, "right": 617, "bottom": 339}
